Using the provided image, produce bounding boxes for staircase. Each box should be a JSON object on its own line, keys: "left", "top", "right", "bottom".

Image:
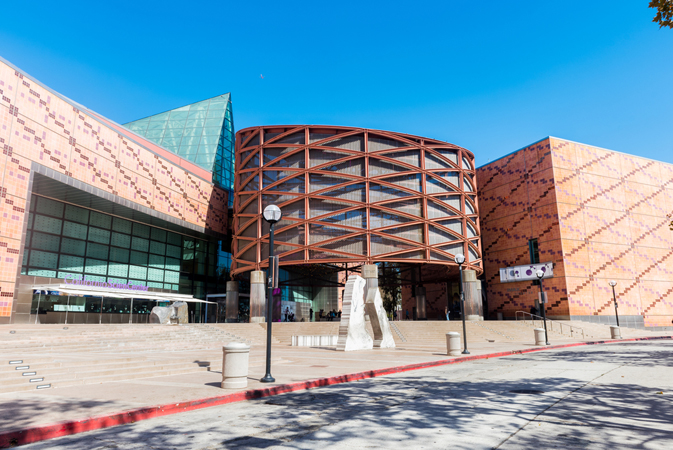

{"left": 389, "top": 322, "right": 407, "bottom": 343}
{"left": 0, "top": 324, "right": 282, "bottom": 394}
{"left": 1, "top": 359, "right": 52, "bottom": 393}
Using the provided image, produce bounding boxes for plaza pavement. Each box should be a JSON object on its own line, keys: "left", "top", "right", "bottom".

{"left": 12, "top": 340, "right": 673, "bottom": 449}
{"left": 0, "top": 338, "right": 593, "bottom": 434}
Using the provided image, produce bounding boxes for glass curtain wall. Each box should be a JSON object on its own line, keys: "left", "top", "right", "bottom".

{"left": 123, "top": 94, "right": 235, "bottom": 288}
{"left": 22, "top": 196, "right": 230, "bottom": 306}
{"left": 123, "top": 94, "right": 235, "bottom": 204}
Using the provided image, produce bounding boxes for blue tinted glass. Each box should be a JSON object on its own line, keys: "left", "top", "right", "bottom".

{"left": 123, "top": 94, "right": 234, "bottom": 187}
{"left": 147, "top": 121, "right": 166, "bottom": 131}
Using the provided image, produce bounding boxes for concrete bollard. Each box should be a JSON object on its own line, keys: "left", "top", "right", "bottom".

{"left": 610, "top": 326, "right": 622, "bottom": 339}
{"left": 446, "top": 332, "right": 461, "bottom": 356}
{"left": 534, "top": 328, "right": 546, "bottom": 346}
{"left": 221, "top": 342, "right": 251, "bottom": 389}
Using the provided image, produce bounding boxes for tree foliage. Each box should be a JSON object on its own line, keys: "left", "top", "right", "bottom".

{"left": 650, "top": 0, "right": 673, "bottom": 28}
{"left": 381, "top": 283, "right": 401, "bottom": 315}
{"left": 379, "top": 263, "right": 402, "bottom": 315}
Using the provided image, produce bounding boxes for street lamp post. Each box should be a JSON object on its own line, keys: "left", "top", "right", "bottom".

{"left": 454, "top": 254, "right": 469, "bottom": 355}
{"left": 609, "top": 280, "right": 620, "bottom": 327}
{"left": 536, "top": 270, "right": 550, "bottom": 345}
{"left": 261, "top": 204, "right": 282, "bottom": 383}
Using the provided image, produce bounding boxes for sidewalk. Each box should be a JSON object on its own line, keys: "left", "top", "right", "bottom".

{"left": 15, "top": 340, "right": 673, "bottom": 450}
{"left": 1, "top": 334, "right": 671, "bottom": 448}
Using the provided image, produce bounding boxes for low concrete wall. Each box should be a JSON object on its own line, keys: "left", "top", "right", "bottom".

{"left": 291, "top": 335, "right": 338, "bottom": 347}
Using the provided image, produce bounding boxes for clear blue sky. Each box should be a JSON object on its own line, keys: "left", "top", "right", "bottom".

{"left": 1, "top": 1, "right": 671, "bottom": 166}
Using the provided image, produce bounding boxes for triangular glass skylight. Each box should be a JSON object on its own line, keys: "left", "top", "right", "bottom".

{"left": 123, "top": 93, "right": 234, "bottom": 197}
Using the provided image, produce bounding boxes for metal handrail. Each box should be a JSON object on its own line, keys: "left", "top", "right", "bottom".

{"left": 515, "top": 311, "right": 586, "bottom": 339}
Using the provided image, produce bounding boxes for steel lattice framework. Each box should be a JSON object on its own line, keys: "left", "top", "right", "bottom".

{"left": 231, "top": 126, "right": 482, "bottom": 278}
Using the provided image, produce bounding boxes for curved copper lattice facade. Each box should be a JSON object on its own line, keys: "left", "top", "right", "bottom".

{"left": 231, "top": 126, "right": 482, "bottom": 277}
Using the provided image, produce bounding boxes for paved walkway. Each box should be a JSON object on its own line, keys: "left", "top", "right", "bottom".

{"left": 14, "top": 341, "right": 673, "bottom": 449}
{"left": 0, "top": 339, "right": 567, "bottom": 433}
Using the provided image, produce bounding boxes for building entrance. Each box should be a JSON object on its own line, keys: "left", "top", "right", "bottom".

{"left": 28, "top": 283, "right": 215, "bottom": 325}
{"left": 31, "top": 292, "right": 158, "bottom": 324}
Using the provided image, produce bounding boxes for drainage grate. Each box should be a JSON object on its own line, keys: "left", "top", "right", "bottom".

{"left": 509, "top": 389, "right": 545, "bottom": 395}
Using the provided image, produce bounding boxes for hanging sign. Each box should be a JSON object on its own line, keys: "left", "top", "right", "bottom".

{"left": 63, "top": 274, "right": 149, "bottom": 292}
{"left": 499, "top": 262, "right": 554, "bottom": 283}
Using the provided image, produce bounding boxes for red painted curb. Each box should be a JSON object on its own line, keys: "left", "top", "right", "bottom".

{"left": 1, "top": 335, "right": 670, "bottom": 448}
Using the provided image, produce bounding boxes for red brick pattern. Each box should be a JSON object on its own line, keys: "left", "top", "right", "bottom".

{"left": 0, "top": 60, "right": 228, "bottom": 317}
{"left": 477, "top": 137, "right": 673, "bottom": 327}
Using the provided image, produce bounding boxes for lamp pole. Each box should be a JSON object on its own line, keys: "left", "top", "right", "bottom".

{"left": 454, "top": 254, "right": 469, "bottom": 355}
{"left": 609, "top": 280, "right": 619, "bottom": 327}
{"left": 261, "top": 205, "right": 282, "bottom": 383}
{"left": 536, "top": 270, "right": 550, "bottom": 345}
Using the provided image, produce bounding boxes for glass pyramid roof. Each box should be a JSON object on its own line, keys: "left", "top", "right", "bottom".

{"left": 123, "top": 94, "right": 234, "bottom": 193}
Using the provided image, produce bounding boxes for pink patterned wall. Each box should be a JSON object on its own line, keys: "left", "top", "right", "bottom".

{"left": 0, "top": 59, "right": 227, "bottom": 319}
{"left": 477, "top": 137, "right": 673, "bottom": 328}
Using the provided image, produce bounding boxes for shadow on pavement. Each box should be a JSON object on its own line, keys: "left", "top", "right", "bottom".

{"left": 12, "top": 342, "right": 673, "bottom": 449}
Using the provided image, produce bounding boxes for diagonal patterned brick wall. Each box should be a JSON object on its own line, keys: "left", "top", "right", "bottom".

{"left": 478, "top": 136, "right": 673, "bottom": 328}
{"left": 477, "top": 138, "right": 567, "bottom": 318}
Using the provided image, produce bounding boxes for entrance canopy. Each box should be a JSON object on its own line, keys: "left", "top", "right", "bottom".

{"left": 31, "top": 284, "right": 218, "bottom": 304}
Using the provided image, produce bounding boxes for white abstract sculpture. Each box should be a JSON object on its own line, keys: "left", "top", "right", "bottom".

{"left": 336, "top": 275, "right": 373, "bottom": 351}
{"left": 365, "top": 286, "right": 396, "bottom": 348}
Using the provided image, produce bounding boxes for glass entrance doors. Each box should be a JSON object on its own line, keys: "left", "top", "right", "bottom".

{"left": 30, "top": 293, "right": 154, "bottom": 324}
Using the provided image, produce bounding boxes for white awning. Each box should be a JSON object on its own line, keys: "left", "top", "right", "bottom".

{"left": 31, "top": 284, "right": 218, "bottom": 305}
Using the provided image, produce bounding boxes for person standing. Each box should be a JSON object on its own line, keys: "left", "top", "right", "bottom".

{"left": 445, "top": 306, "right": 450, "bottom": 321}
{"left": 405, "top": 309, "right": 410, "bottom": 321}
{"left": 310, "top": 308, "right": 314, "bottom": 322}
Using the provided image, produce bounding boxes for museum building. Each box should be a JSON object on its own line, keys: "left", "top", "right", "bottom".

{"left": 477, "top": 138, "right": 673, "bottom": 329}
{"left": 0, "top": 57, "right": 231, "bottom": 324}
{"left": 2, "top": 53, "right": 673, "bottom": 328}
{"left": 231, "top": 125, "right": 482, "bottom": 320}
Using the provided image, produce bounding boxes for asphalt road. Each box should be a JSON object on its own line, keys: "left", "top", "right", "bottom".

{"left": 21, "top": 341, "right": 673, "bottom": 449}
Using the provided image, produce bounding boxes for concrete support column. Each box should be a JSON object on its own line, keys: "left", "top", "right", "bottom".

{"left": 462, "top": 270, "right": 483, "bottom": 321}
{"left": 415, "top": 287, "right": 427, "bottom": 320}
{"left": 362, "top": 264, "right": 378, "bottom": 293}
{"left": 224, "top": 281, "right": 238, "bottom": 323}
{"left": 225, "top": 281, "right": 239, "bottom": 323}
{"left": 249, "top": 271, "right": 266, "bottom": 323}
